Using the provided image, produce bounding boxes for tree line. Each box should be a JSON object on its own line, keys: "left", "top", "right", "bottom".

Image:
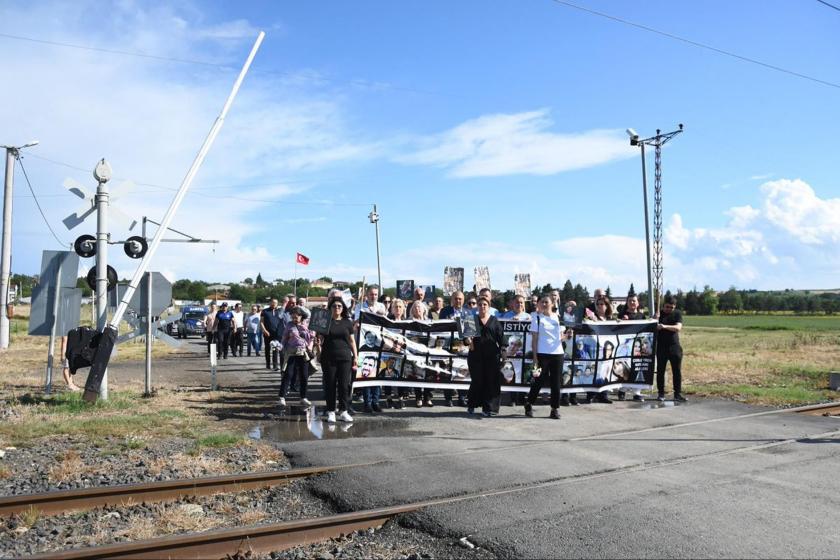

{"left": 9, "top": 272, "right": 840, "bottom": 315}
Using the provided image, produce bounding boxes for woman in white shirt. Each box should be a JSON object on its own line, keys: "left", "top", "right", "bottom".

{"left": 525, "top": 294, "right": 571, "bottom": 419}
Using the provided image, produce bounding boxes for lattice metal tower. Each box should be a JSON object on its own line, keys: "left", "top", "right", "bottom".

{"left": 628, "top": 125, "right": 683, "bottom": 314}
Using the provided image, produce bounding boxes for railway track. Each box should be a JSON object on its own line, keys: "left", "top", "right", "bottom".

{"left": 27, "top": 424, "right": 840, "bottom": 560}
{"left": 0, "top": 466, "right": 335, "bottom": 518}
{"left": 4, "top": 399, "right": 837, "bottom": 520}
{"left": 6, "top": 399, "right": 838, "bottom": 559}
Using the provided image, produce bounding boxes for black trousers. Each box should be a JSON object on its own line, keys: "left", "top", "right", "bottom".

{"left": 467, "top": 352, "right": 502, "bottom": 412}
{"left": 528, "top": 353, "right": 563, "bottom": 409}
{"left": 206, "top": 332, "right": 216, "bottom": 354}
{"left": 264, "top": 333, "right": 279, "bottom": 369}
{"left": 216, "top": 329, "right": 231, "bottom": 358}
{"left": 414, "top": 388, "right": 433, "bottom": 401}
{"left": 656, "top": 349, "right": 683, "bottom": 395}
{"left": 280, "top": 355, "right": 309, "bottom": 398}
{"left": 322, "top": 358, "right": 352, "bottom": 413}
{"left": 230, "top": 328, "right": 243, "bottom": 356}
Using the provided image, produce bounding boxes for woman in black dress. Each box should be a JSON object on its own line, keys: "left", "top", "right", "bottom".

{"left": 466, "top": 297, "right": 504, "bottom": 417}
{"left": 314, "top": 296, "right": 359, "bottom": 423}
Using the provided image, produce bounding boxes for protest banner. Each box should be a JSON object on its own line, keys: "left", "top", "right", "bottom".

{"left": 353, "top": 313, "right": 656, "bottom": 392}
{"left": 443, "top": 267, "right": 464, "bottom": 296}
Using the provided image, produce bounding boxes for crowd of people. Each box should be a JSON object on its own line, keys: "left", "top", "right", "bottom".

{"left": 201, "top": 284, "right": 685, "bottom": 423}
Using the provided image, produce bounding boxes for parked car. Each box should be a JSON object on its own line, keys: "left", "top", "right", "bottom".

{"left": 167, "top": 306, "right": 208, "bottom": 339}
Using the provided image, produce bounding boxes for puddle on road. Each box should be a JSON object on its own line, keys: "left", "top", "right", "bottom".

{"left": 248, "top": 406, "right": 432, "bottom": 442}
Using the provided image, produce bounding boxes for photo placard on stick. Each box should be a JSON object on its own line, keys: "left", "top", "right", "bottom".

{"left": 514, "top": 273, "right": 531, "bottom": 297}
{"left": 418, "top": 285, "right": 436, "bottom": 302}
{"left": 474, "top": 266, "right": 491, "bottom": 292}
{"left": 396, "top": 280, "right": 414, "bottom": 300}
{"left": 443, "top": 267, "right": 464, "bottom": 296}
{"left": 309, "top": 307, "right": 332, "bottom": 336}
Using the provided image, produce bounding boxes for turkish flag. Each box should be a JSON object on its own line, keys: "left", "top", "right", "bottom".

{"left": 296, "top": 252, "right": 310, "bottom": 265}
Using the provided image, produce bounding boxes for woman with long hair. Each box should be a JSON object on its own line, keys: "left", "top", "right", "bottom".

{"left": 385, "top": 299, "right": 409, "bottom": 409}
{"left": 314, "top": 297, "right": 358, "bottom": 423}
{"left": 466, "top": 297, "right": 505, "bottom": 417}
{"left": 525, "top": 294, "right": 571, "bottom": 419}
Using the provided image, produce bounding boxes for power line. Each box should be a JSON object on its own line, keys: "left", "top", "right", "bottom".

{"left": 23, "top": 153, "right": 372, "bottom": 207}
{"left": 548, "top": 0, "right": 840, "bottom": 90}
{"left": 14, "top": 155, "right": 70, "bottom": 248}
{"left": 816, "top": 0, "right": 840, "bottom": 12}
{"left": 0, "top": 31, "right": 461, "bottom": 99}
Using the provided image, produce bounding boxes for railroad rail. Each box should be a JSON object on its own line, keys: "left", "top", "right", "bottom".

{"left": 0, "top": 466, "right": 335, "bottom": 518}
{"left": 3, "top": 399, "right": 837, "bottom": 520}
{"left": 25, "top": 423, "right": 840, "bottom": 560}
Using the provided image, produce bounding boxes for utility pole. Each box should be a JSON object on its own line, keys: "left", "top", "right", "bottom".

{"left": 627, "top": 125, "right": 683, "bottom": 317}
{"left": 369, "top": 204, "right": 382, "bottom": 291}
{"left": 94, "top": 159, "right": 112, "bottom": 400}
{"left": 0, "top": 141, "right": 38, "bottom": 350}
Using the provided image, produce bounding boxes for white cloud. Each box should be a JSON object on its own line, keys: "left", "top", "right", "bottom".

{"left": 1, "top": 1, "right": 377, "bottom": 281}
{"left": 396, "top": 109, "right": 635, "bottom": 178}
{"left": 663, "top": 178, "right": 840, "bottom": 290}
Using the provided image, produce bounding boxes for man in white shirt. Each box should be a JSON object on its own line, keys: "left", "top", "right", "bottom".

{"left": 353, "top": 286, "right": 388, "bottom": 321}
{"left": 231, "top": 303, "right": 245, "bottom": 357}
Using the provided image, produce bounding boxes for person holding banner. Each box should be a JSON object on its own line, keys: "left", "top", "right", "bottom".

{"left": 315, "top": 297, "right": 358, "bottom": 423}
{"left": 440, "top": 291, "right": 468, "bottom": 407}
{"left": 584, "top": 296, "right": 615, "bottom": 404}
{"left": 657, "top": 295, "right": 686, "bottom": 402}
{"left": 466, "top": 297, "right": 505, "bottom": 417}
{"left": 384, "top": 299, "right": 410, "bottom": 409}
{"left": 409, "top": 301, "right": 435, "bottom": 407}
{"left": 617, "top": 294, "right": 646, "bottom": 402}
{"left": 524, "top": 294, "right": 571, "bottom": 419}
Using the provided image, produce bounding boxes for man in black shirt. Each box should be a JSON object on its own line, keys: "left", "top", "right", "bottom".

{"left": 656, "top": 295, "right": 686, "bottom": 402}
{"left": 260, "top": 299, "right": 284, "bottom": 371}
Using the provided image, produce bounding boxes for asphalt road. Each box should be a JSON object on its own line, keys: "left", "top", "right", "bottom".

{"left": 110, "top": 346, "right": 840, "bottom": 558}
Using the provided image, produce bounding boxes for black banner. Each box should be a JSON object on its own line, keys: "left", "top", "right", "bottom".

{"left": 353, "top": 313, "right": 656, "bottom": 392}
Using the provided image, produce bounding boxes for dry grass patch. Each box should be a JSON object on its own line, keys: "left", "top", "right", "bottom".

{"left": 0, "top": 465, "right": 11, "bottom": 479}
{"left": 682, "top": 327, "right": 840, "bottom": 405}
{"left": 48, "top": 449, "right": 103, "bottom": 483}
{"left": 238, "top": 508, "right": 269, "bottom": 526}
{"left": 170, "top": 453, "right": 229, "bottom": 478}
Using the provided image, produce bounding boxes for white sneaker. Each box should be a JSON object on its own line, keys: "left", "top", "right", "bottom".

{"left": 338, "top": 410, "right": 353, "bottom": 423}
{"left": 301, "top": 398, "right": 312, "bottom": 406}
{"left": 326, "top": 411, "right": 336, "bottom": 423}
{"left": 278, "top": 397, "right": 286, "bottom": 406}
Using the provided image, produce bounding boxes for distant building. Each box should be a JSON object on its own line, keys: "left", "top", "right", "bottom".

{"left": 311, "top": 279, "right": 333, "bottom": 290}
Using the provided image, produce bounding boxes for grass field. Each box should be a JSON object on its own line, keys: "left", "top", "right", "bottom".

{"left": 684, "top": 314, "right": 840, "bottom": 332}
{"left": 681, "top": 314, "right": 840, "bottom": 405}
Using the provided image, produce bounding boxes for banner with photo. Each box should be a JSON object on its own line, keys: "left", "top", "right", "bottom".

{"left": 353, "top": 313, "right": 657, "bottom": 392}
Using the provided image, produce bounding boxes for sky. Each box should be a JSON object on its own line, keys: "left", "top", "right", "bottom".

{"left": 1, "top": 0, "right": 839, "bottom": 294}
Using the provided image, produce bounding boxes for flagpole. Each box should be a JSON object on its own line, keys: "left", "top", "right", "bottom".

{"left": 293, "top": 255, "right": 298, "bottom": 298}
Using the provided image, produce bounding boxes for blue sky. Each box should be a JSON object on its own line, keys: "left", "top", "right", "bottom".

{"left": 2, "top": 0, "right": 839, "bottom": 293}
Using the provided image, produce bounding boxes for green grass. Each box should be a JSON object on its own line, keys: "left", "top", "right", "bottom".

{"left": 688, "top": 382, "right": 834, "bottom": 406}
{"left": 686, "top": 314, "right": 840, "bottom": 331}
{"left": 193, "top": 433, "right": 243, "bottom": 449}
{"left": 15, "top": 391, "right": 135, "bottom": 414}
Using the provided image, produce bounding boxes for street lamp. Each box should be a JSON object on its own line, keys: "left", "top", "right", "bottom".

{"left": 0, "top": 140, "right": 40, "bottom": 350}
{"left": 368, "top": 204, "right": 382, "bottom": 292}
{"left": 627, "top": 125, "right": 683, "bottom": 317}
